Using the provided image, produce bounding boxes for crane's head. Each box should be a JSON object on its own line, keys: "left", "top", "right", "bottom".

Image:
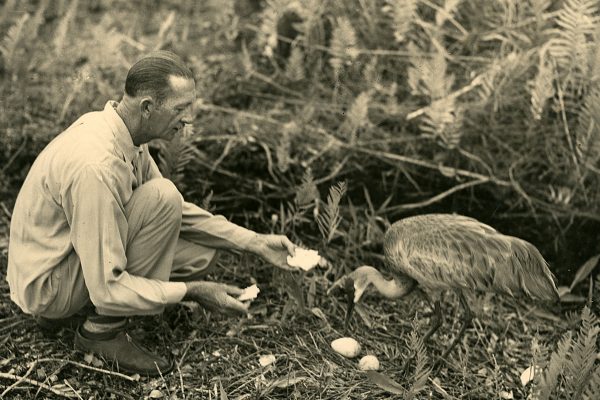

{"left": 328, "top": 265, "right": 383, "bottom": 328}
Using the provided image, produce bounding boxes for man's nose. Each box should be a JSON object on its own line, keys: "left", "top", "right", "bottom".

{"left": 181, "top": 104, "right": 194, "bottom": 125}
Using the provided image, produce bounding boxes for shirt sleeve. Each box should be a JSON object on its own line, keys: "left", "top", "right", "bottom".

{"left": 143, "top": 146, "right": 257, "bottom": 251}
{"left": 63, "top": 165, "right": 186, "bottom": 316}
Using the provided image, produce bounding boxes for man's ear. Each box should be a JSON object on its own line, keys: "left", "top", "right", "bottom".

{"left": 140, "top": 97, "right": 154, "bottom": 118}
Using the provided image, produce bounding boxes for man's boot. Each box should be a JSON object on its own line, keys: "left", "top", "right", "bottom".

{"left": 74, "top": 316, "right": 173, "bottom": 377}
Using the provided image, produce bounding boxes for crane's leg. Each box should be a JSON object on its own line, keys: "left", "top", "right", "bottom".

{"left": 422, "top": 300, "right": 442, "bottom": 343}
{"left": 434, "top": 291, "right": 472, "bottom": 368}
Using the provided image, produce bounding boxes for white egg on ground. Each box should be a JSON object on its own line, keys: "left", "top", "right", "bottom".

{"left": 331, "top": 337, "right": 361, "bottom": 358}
{"left": 358, "top": 355, "right": 380, "bottom": 371}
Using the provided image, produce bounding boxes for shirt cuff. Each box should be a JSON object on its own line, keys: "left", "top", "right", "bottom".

{"left": 165, "top": 281, "right": 188, "bottom": 304}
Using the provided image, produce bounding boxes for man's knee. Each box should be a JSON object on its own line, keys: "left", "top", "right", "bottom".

{"left": 148, "top": 178, "right": 182, "bottom": 212}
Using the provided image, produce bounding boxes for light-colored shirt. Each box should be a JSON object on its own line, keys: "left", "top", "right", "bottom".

{"left": 7, "top": 101, "right": 257, "bottom": 315}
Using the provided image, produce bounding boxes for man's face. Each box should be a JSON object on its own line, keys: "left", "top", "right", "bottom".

{"left": 148, "top": 75, "right": 196, "bottom": 141}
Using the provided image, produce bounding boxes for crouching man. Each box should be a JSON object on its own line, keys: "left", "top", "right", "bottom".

{"left": 7, "top": 50, "right": 297, "bottom": 376}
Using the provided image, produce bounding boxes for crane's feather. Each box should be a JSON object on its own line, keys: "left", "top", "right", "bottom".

{"left": 383, "top": 214, "right": 559, "bottom": 302}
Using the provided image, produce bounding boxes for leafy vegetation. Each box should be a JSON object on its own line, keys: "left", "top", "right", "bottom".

{"left": 1, "top": 0, "right": 600, "bottom": 398}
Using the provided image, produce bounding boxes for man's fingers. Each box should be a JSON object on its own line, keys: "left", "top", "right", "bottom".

{"left": 222, "top": 295, "right": 249, "bottom": 314}
{"left": 222, "top": 284, "right": 244, "bottom": 296}
{"left": 282, "top": 237, "right": 296, "bottom": 257}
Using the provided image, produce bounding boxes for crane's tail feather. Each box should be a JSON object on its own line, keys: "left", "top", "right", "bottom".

{"left": 496, "top": 239, "right": 559, "bottom": 303}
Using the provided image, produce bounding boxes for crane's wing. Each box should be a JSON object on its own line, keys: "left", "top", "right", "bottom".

{"left": 383, "top": 214, "right": 559, "bottom": 302}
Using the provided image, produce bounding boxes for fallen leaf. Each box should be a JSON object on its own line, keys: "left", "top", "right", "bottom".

{"left": 520, "top": 365, "right": 538, "bottom": 386}
{"left": 272, "top": 376, "right": 307, "bottom": 388}
{"left": 365, "top": 371, "right": 405, "bottom": 395}
{"left": 499, "top": 390, "right": 514, "bottom": 399}
{"left": 149, "top": 389, "right": 163, "bottom": 398}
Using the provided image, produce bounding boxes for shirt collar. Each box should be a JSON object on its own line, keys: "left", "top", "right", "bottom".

{"left": 102, "top": 100, "right": 142, "bottom": 164}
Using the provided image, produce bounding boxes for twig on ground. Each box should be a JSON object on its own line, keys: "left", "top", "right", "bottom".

{"left": 0, "top": 372, "right": 77, "bottom": 398}
{"left": 0, "top": 359, "right": 38, "bottom": 398}
{"left": 35, "top": 358, "right": 138, "bottom": 382}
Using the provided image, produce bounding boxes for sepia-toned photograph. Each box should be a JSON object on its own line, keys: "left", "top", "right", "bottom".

{"left": 0, "top": 0, "right": 599, "bottom": 398}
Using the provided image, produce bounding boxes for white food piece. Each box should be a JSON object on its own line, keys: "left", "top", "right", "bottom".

{"left": 259, "top": 354, "right": 276, "bottom": 367}
{"left": 238, "top": 284, "right": 260, "bottom": 301}
{"left": 358, "top": 355, "right": 380, "bottom": 371}
{"left": 331, "top": 337, "right": 361, "bottom": 358}
{"left": 287, "top": 248, "right": 320, "bottom": 271}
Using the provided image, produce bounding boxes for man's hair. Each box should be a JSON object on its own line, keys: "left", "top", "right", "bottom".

{"left": 124, "top": 50, "right": 193, "bottom": 105}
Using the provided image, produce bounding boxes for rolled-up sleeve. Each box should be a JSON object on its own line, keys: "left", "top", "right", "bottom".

{"left": 64, "top": 165, "right": 186, "bottom": 315}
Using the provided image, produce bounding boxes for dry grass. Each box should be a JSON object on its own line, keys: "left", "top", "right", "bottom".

{"left": 0, "top": 248, "right": 569, "bottom": 399}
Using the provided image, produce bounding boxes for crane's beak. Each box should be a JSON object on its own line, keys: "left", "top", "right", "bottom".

{"left": 344, "top": 279, "right": 355, "bottom": 329}
{"left": 328, "top": 274, "right": 356, "bottom": 329}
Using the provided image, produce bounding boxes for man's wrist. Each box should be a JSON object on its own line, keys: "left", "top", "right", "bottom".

{"left": 245, "top": 233, "right": 261, "bottom": 254}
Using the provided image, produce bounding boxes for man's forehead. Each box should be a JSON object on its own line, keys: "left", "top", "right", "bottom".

{"left": 167, "top": 75, "right": 195, "bottom": 104}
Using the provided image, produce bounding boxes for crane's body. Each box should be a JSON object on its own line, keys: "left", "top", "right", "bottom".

{"left": 330, "top": 213, "right": 559, "bottom": 368}
{"left": 382, "top": 214, "right": 559, "bottom": 302}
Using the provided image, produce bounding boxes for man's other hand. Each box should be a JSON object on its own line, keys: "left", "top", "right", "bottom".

{"left": 247, "top": 234, "right": 297, "bottom": 271}
{"left": 183, "top": 281, "right": 248, "bottom": 315}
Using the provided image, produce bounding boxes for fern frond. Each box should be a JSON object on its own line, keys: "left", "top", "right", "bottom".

{"left": 27, "top": 0, "right": 48, "bottom": 42}
{"left": 565, "top": 306, "right": 599, "bottom": 399}
{"left": 582, "top": 365, "right": 600, "bottom": 400}
{"left": 296, "top": 168, "right": 319, "bottom": 208}
{"left": 258, "top": 0, "right": 305, "bottom": 58}
{"left": 317, "top": 181, "right": 347, "bottom": 243}
{"left": 410, "top": 49, "right": 453, "bottom": 100}
{"left": 383, "top": 0, "right": 418, "bottom": 43}
{"left": 547, "top": 0, "right": 599, "bottom": 84}
{"left": 285, "top": 46, "right": 305, "bottom": 81}
{"left": 529, "top": 55, "right": 555, "bottom": 120}
{"left": 420, "top": 98, "right": 463, "bottom": 148}
{"left": 0, "top": 13, "right": 29, "bottom": 73}
{"left": 575, "top": 88, "right": 600, "bottom": 166}
{"left": 53, "top": 0, "right": 79, "bottom": 56}
{"left": 329, "top": 17, "right": 359, "bottom": 78}
{"left": 404, "top": 329, "right": 431, "bottom": 400}
{"left": 535, "top": 331, "right": 573, "bottom": 400}
{"left": 341, "top": 91, "right": 371, "bottom": 143}
{"left": 156, "top": 126, "right": 197, "bottom": 188}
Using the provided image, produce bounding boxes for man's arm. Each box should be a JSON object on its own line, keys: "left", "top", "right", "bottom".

{"left": 64, "top": 165, "right": 187, "bottom": 316}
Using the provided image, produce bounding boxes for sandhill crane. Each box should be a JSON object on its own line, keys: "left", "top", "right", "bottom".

{"left": 329, "top": 213, "right": 559, "bottom": 366}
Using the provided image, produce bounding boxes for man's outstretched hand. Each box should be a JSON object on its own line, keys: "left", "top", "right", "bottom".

{"left": 183, "top": 281, "right": 248, "bottom": 315}
{"left": 247, "top": 234, "right": 297, "bottom": 271}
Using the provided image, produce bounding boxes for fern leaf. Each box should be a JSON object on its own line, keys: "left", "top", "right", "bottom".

{"left": 296, "top": 168, "right": 319, "bottom": 207}
{"left": 420, "top": 98, "right": 463, "bottom": 148}
{"left": 529, "top": 56, "right": 555, "bottom": 120}
{"left": 316, "top": 181, "right": 347, "bottom": 243}
{"left": 341, "top": 91, "right": 371, "bottom": 143}
{"left": 383, "top": 0, "right": 418, "bottom": 43}
{"left": 53, "top": 0, "right": 79, "bottom": 56}
{"left": 547, "top": 0, "right": 599, "bottom": 84}
{"left": 565, "top": 306, "right": 599, "bottom": 399}
{"left": 404, "top": 330, "right": 431, "bottom": 400}
{"left": 410, "top": 49, "right": 453, "bottom": 100}
{"left": 535, "top": 331, "right": 573, "bottom": 400}
{"left": 576, "top": 88, "right": 600, "bottom": 166}
{"left": 285, "top": 46, "right": 305, "bottom": 81}
{"left": 0, "top": 13, "right": 29, "bottom": 73}
{"left": 329, "top": 17, "right": 359, "bottom": 78}
{"left": 582, "top": 365, "right": 600, "bottom": 400}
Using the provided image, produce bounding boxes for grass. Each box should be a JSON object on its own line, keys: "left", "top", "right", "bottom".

{"left": 0, "top": 246, "right": 572, "bottom": 399}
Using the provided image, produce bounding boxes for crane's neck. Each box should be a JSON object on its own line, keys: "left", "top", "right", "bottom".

{"left": 371, "top": 273, "right": 415, "bottom": 299}
{"left": 353, "top": 266, "right": 416, "bottom": 302}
